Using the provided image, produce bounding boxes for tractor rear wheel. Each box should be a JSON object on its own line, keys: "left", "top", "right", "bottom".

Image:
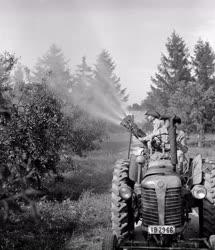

{"left": 203, "top": 164, "right": 215, "bottom": 237}
{"left": 203, "top": 199, "right": 215, "bottom": 237}
{"left": 102, "top": 233, "right": 119, "bottom": 250}
{"left": 209, "top": 235, "right": 215, "bottom": 250}
{"left": 111, "top": 159, "right": 134, "bottom": 244}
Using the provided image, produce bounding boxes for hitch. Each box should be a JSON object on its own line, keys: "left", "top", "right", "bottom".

{"left": 121, "top": 238, "right": 211, "bottom": 249}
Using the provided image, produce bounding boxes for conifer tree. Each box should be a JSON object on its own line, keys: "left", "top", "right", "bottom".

{"left": 33, "top": 44, "right": 72, "bottom": 100}
{"left": 191, "top": 40, "right": 215, "bottom": 146}
{"left": 93, "top": 50, "right": 129, "bottom": 103}
{"left": 72, "top": 56, "right": 94, "bottom": 105}
{"left": 142, "top": 31, "right": 191, "bottom": 113}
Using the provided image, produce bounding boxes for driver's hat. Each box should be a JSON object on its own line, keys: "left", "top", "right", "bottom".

{"left": 145, "top": 110, "right": 160, "bottom": 119}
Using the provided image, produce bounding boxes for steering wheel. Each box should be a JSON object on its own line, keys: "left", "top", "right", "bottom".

{"left": 151, "top": 133, "right": 168, "bottom": 150}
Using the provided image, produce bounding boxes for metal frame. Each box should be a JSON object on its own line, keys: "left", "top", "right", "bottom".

{"left": 120, "top": 238, "right": 211, "bottom": 249}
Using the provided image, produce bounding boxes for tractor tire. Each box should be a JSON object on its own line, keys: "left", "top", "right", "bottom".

{"left": 204, "top": 167, "right": 215, "bottom": 204}
{"left": 111, "top": 159, "right": 134, "bottom": 244}
{"left": 102, "top": 233, "right": 119, "bottom": 250}
{"left": 203, "top": 199, "right": 215, "bottom": 237}
{"left": 209, "top": 235, "right": 215, "bottom": 250}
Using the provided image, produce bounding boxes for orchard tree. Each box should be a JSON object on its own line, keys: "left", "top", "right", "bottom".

{"left": 142, "top": 31, "right": 191, "bottom": 113}
{"left": 0, "top": 81, "right": 63, "bottom": 220}
{"left": 62, "top": 106, "right": 107, "bottom": 156}
{"left": 0, "top": 52, "right": 17, "bottom": 106}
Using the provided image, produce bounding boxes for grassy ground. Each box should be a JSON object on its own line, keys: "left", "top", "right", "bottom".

{"left": 0, "top": 132, "right": 130, "bottom": 250}
{"left": 2, "top": 132, "right": 215, "bottom": 250}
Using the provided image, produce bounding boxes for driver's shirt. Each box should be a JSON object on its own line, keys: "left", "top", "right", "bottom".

{"left": 156, "top": 126, "right": 188, "bottom": 153}
{"left": 144, "top": 119, "right": 164, "bottom": 141}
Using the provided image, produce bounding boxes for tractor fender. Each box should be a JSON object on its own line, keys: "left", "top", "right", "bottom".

{"left": 191, "top": 154, "right": 203, "bottom": 185}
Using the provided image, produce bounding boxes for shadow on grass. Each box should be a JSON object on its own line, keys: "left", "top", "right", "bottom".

{"left": 0, "top": 215, "right": 75, "bottom": 250}
{"left": 46, "top": 159, "right": 114, "bottom": 201}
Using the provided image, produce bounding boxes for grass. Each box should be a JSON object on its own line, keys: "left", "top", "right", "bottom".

{"left": 187, "top": 134, "right": 215, "bottom": 159}
{"left": 0, "top": 132, "right": 129, "bottom": 250}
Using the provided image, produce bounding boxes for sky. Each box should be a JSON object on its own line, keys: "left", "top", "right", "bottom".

{"left": 0, "top": 0, "right": 215, "bottom": 104}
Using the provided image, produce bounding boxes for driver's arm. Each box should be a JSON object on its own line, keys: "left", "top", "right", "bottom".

{"left": 138, "top": 119, "right": 163, "bottom": 143}
{"left": 177, "top": 131, "right": 188, "bottom": 153}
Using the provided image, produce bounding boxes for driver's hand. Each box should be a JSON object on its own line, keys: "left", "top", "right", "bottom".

{"left": 138, "top": 136, "right": 149, "bottom": 142}
{"left": 177, "top": 134, "right": 184, "bottom": 142}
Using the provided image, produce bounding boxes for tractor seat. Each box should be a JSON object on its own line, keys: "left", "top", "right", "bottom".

{"left": 148, "top": 159, "right": 173, "bottom": 169}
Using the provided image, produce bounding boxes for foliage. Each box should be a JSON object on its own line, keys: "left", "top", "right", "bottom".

{"left": 0, "top": 52, "right": 17, "bottom": 106}
{"left": 62, "top": 106, "right": 108, "bottom": 156}
{"left": 0, "top": 81, "right": 63, "bottom": 220}
{"left": 33, "top": 46, "right": 108, "bottom": 157}
{"left": 168, "top": 80, "right": 195, "bottom": 132}
{"left": 128, "top": 103, "right": 143, "bottom": 111}
{"left": 191, "top": 40, "right": 215, "bottom": 136}
{"left": 141, "top": 32, "right": 215, "bottom": 144}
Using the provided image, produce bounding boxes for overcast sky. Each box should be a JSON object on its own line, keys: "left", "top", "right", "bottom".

{"left": 0, "top": 0, "right": 215, "bottom": 104}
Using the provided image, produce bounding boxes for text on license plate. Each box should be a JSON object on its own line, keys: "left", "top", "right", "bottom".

{"left": 148, "top": 225, "right": 175, "bottom": 234}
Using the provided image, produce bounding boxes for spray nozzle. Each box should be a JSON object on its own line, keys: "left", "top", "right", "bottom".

{"left": 120, "top": 115, "right": 146, "bottom": 139}
{"left": 120, "top": 115, "right": 134, "bottom": 130}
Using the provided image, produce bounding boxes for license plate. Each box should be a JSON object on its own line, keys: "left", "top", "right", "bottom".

{"left": 148, "top": 225, "right": 175, "bottom": 234}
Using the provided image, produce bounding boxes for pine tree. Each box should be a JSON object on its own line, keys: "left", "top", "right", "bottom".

{"left": 191, "top": 40, "right": 215, "bottom": 146}
{"left": 72, "top": 56, "right": 94, "bottom": 105}
{"left": 93, "top": 50, "right": 129, "bottom": 103}
{"left": 33, "top": 44, "right": 72, "bottom": 100}
{"left": 142, "top": 31, "right": 191, "bottom": 113}
{"left": 168, "top": 80, "right": 194, "bottom": 131}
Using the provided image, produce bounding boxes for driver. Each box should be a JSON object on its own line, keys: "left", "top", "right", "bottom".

{"left": 155, "top": 117, "right": 188, "bottom": 174}
{"left": 138, "top": 110, "right": 164, "bottom": 146}
{"left": 138, "top": 113, "right": 188, "bottom": 174}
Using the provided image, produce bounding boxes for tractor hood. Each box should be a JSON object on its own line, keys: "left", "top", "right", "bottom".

{"left": 141, "top": 173, "right": 181, "bottom": 190}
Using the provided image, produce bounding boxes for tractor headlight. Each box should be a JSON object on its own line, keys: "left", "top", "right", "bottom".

{"left": 191, "top": 185, "right": 207, "bottom": 199}
{"left": 119, "top": 186, "right": 132, "bottom": 200}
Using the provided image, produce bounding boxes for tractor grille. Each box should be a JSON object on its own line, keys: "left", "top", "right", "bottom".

{"left": 142, "top": 187, "right": 183, "bottom": 227}
{"left": 142, "top": 188, "right": 159, "bottom": 226}
{"left": 165, "top": 187, "right": 183, "bottom": 227}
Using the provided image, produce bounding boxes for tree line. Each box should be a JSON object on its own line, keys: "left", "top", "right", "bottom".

{"left": 0, "top": 45, "right": 128, "bottom": 221}
{"left": 130, "top": 31, "right": 215, "bottom": 146}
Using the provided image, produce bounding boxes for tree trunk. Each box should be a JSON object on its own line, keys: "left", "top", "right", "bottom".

{"left": 198, "top": 127, "right": 205, "bottom": 148}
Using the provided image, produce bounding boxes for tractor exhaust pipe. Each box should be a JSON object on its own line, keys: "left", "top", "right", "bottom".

{"left": 168, "top": 116, "right": 179, "bottom": 171}
{"left": 127, "top": 115, "right": 134, "bottom": 159}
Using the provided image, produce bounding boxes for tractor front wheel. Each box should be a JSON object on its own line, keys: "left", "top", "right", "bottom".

{"left": 102, "top": 233, "right": 119, "bottom": 250}
{"left": 111, "top": 159, "right": 134, "bottom": 244}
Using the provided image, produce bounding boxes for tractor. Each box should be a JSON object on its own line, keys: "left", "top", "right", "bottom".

{"left": 102, "top": 115, "right": 215, "bottom": 250}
